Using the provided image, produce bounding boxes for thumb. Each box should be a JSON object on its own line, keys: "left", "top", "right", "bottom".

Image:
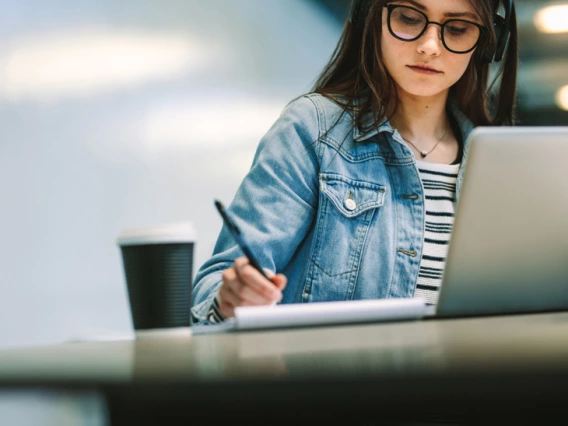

{"left": 271, "top": 274, "right": 287, "bottom": 291}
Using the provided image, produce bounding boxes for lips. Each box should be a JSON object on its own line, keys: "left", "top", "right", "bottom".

{"left": 407, "top": 64, "right": 442, "bottom": 75}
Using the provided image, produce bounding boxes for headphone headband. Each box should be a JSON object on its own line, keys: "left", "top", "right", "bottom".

{"left": 349, "top": 0, "right": 514, "bottom": 63}
{"left": 349, "top": 0, "right": 372, "bottom": 31}
{"left": 485, "top": 0, "right": 514, "bottom": 63}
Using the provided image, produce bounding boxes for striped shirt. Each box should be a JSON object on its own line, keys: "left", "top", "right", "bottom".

{"left": 414, "top": 160, "right": 460, "bottom": 306}
{"left": 192, "top": 293, "right": 226, "bottom": 324}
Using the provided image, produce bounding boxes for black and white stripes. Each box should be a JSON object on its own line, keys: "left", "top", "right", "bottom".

{"left": 193, "top": 293, "right": 226, "bottom": 324}
{"left": 414, "top": 160, "right": 460, "bottom": 306}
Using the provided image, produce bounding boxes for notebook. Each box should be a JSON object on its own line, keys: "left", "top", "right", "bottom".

{"left": 191, "top": 298, "right": 427, "bottom": 334}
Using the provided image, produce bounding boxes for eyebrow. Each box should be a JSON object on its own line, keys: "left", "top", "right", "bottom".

{"left": 394, "top": 0, "right": 481, "bottom": 22}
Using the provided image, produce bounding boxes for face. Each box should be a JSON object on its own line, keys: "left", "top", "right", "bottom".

{"left": 380, "top": 0, "right": 482, "bottom": 100}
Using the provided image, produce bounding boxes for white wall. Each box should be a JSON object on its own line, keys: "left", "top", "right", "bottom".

{"left": 0, "top": 0, "right": 342, "bottom": 349}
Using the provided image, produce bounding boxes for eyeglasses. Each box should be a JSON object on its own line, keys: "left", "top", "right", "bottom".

{"left": 385, "top": 4, "right": 485, "bottom": 54}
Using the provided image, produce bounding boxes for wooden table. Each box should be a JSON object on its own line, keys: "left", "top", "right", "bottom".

{"left": 1, "top": 312, "right": 568, "bottom": 425}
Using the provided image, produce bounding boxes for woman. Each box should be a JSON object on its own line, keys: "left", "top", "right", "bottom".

{"left": 191, "top": 0, "right": 518, "bottom": 324}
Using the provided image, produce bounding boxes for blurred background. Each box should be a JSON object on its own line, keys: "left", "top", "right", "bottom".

{"left": 1, "top": 0, "right": 568, "bottom": 352}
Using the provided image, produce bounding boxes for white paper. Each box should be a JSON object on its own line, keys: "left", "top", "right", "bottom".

{"left": 234, "top": 298, "right": 427, "bottom": 330}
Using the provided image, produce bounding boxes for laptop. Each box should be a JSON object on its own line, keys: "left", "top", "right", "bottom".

{"left": 433, "top": 126, "right": 568, "bottom": 318}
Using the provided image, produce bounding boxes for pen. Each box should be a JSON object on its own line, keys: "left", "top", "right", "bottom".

{"left": 214, "top": 200, "right": 271, "bottom": 280}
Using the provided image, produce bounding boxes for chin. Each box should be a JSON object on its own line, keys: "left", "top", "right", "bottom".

{"left": 398, "top": 83, "right": 450, "bottom": 98}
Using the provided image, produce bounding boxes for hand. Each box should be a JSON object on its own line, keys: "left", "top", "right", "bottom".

{"left": 218, "top": 257, "right": 287, "bottom": 318}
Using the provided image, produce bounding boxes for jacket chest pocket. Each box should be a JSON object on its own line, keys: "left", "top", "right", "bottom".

{"left": 310, "top": 173, "right": 386, "bottom": 278}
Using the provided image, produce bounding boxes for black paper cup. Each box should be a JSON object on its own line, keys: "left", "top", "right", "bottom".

{"left": 117, "top": 222, "right": 196, "bottom": 330}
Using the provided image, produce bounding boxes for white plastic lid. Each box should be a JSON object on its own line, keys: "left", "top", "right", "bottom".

{"left": 117, "top": 221, "right": 197, "bottom": 246}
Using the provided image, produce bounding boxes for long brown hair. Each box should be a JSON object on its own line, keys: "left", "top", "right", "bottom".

{"left": 311, "top": 0, "right": 518, "bottom": 136}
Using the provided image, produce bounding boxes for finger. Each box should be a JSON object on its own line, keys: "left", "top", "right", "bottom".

{"left": 233, "top": 257, "right": 250, "bottom": 275}
{"left": 234, "top": 257, "right": 270, "bottom": 283}
{"left": 271, "top": 274, "right": 288, "bottom": 292}
{"left": 222, "top": 262, "right": 271, "bottom": 307}
{"left": 230, "top": 279, "right": 272, "bottom": 305}
{"left": 221, "top": 266, "right": 237, "bottom": 284}
{"left": 263, "top": 269, "right": 286, "bottom": 294}
{"left": 219, "top": 282, "right": 248, "bottom": 307}
{"left": 235, "top": 263, "right": 282, "bottom": 301}
{"left": 219, "top": 267, "right": 236, "bottom": 305}
{"left": 232, "top": 258, "right": 275, "bottom": 303}
{"left": 217, "top": 284, "right": 237, "bottom": 318}
{"left": 218, "top": 298, "right": 235, "bottom": 319}
{"left": 263, "top": 270, "right": 287, "bottom": 293}
{"left": 221, "top": 267, "right": 248, "bottom": 305}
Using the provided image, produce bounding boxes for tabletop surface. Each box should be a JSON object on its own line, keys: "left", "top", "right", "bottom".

{"left": 1, "top": 312, "right": 568, "bottom": 385}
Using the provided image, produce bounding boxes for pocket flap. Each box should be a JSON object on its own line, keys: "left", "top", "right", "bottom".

{"left": 320, "top": 173, "right": 386, "bottom": 218}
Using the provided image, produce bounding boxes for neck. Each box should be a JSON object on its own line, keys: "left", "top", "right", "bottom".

{"left": 389, "top": 91, "right": 450, "bottom": 143}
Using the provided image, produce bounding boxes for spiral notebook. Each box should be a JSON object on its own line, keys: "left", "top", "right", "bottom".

{"left": 190, "top": 298, "right": 427, "bottom": 335}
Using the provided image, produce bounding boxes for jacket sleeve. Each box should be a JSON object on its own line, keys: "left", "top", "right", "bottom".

{"left": 191, "top": 95, "right": 322, "bottom": 324}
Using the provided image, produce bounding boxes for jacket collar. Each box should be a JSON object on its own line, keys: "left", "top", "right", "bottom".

{"left": 351, "top": 97, "right": 474, "bottom": 144}
{"left": 351, "top": 98, "right": 393, "bottom": 142}
{"left": 353, "top": 117, "right": 392, "bottom": 142}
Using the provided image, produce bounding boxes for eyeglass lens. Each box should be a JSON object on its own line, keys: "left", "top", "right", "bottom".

{"left": 389, "top": 6, "right": 481, "bottom": 53}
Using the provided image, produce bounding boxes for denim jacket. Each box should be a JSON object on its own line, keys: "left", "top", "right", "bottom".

{"left": 191, "top": 94, "right": 474, "bottom": 324}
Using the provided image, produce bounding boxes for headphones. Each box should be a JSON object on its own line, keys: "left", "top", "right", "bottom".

{"left": 349, "top": 0, "right": 514, "bottom": 63}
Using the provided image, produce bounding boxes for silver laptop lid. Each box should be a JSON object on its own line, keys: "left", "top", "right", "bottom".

{"left": 436, "top": 127, "right": 568, "bottom": 317}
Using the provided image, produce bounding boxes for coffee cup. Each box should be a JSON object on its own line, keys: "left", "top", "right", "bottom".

{"left": 117, "top": 222, "right": 196, "bottom": 330}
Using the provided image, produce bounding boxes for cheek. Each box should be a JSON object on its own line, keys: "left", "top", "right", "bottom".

{"left": 381, "top": 21, "right": 407, "bottom": 62}
{"left": 448, "top": 54, "right": 474, "bottom": 82}
{"left": 381, "top": 35, "right": 407, "bottom": 68}
{"left": 458, "top": 56, "right": 473, "bottom": 73}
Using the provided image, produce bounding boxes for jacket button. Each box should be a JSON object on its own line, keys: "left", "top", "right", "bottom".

{"left": 344, "top": 198, "right": 357, "bottom": 211}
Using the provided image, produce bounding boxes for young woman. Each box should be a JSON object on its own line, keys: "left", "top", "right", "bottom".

{"left": 191, "top": 0, "right": 518, "bottom": 324}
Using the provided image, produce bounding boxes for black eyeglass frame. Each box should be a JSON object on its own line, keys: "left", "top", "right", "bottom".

{"left": 385, "top": 4, "right": 486, "bottom": 54}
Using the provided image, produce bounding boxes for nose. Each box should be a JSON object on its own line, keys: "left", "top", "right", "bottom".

{"left": 417, "top": 24, "right": 442, "bottom": 56}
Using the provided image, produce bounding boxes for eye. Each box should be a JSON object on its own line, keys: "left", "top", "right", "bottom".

{"left": 392, "top": 7, "right": 425, "bottom": 27}
{"left": 446, "top": 24, "right": 469, "bottom": 37}
{"left": 400, "top": 12, "right": 421, "bottom": 25}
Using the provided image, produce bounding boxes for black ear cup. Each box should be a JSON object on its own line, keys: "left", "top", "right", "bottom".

{"left": 493, "top": 13, "right": 509, "bottom": 62}
{"left": 483, "top": 12, "right": 508, "bottom": 63}
{"left": 481, "top": 0, "right": 514, "bottom": 63}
